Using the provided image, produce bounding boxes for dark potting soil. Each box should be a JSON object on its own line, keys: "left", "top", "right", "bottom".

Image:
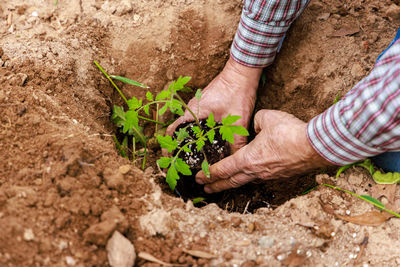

{"left": 170, "top": 120, "right": 321, "bottom": 213}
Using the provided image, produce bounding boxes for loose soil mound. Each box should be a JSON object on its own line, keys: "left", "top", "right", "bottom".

{"left": 1, "top": 0, "right": 400, "bottom": 266}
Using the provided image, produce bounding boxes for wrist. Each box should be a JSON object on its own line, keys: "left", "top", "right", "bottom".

{"left": 223, "top": 56, "right": 263, "bottom": 89}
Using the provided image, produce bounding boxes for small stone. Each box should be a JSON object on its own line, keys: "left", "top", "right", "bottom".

{"left": 247, "top": 223, "right": 255, "bottom": 233}
{"left": 65, "top": 256, "right": 76, "bottom": 266}
{"left": 231, "top": 217, "right": 242, "bottom": 227}
{"left": 223, "top": 252, "right": 233, "bottom": 261}
{"left": 84, "top": 220, "right": 116, "bottom": 245}
{"left": 258, "top": 236, "right": 274, "bottom": 248}
{"left": 23, "top": 228, "right": 34, "bottom": 241}
{"left": 103, "top": 168, "right": 126, "bottom": 192}
{"left": 107, "top": 231, "right": 136, "bottom": 267}
{"left": 119, "top": 165, "right": 131, "bottom": 174}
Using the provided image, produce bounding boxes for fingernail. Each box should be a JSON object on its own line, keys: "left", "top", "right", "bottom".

{"left": 204, "top": 186, "right": 213, "bottom": 194}
{"left": 196, "top": 178, "right": 204, "bottom": 184}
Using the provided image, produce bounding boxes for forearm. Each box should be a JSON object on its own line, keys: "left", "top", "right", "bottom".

{"left": 307, "top": 41, "right": 400, "bottom": 165}
{"left": 231, "top": 0, "right": 310, "bottom": 67}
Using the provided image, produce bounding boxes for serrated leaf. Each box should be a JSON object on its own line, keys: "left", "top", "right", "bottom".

{"left": 110, "top": 75, "right": 148, "bottom": 88}
{"left": 146, "top": 91, "right": 154, "bottom": 101}
{"left": 372, "top": 171, "right": 400, "bottom": 184}
{"left": 360, "top": 195, "right": 385, "bottom": 209}
{"left": 182, "top": 145, "right": 191, "bottom": 153}
{"left": 207, "top": 129, "right": 215, "bottom": 143}
{"left": 170, "top": 99, "right": 184, "bottom": 116}
{"left": 156, "top": 90, "right": 170, "bottom": 100}
{"left": 127, "top": 97, "right": 142, "bottom": 110}
{"left": 196, "top": 139, "right": 205, "bottom": 151}
{"left": 219, "top": 126, "right": 234, "bottom": 144}
{"left": 192, "top": 126, "right": 201, "bottom": 135}
{"left": 201, "top": 160, "right": 210, "bottom": 178}
{"left": 180, "top": 86, "right": 193, "bottom": 93}
{"left": 222, "top": 114, "right": 241, "bottom": 126}
{"left": 157, "top": 157, "right": 172, "bottom": 168}
{"left": 195, "top": 89, "right": 202, "bottom": 101}
{"left": 112, "top": 105, "right": 125, "bottom": 127}
{"left": 230, "top": 125, "right": 249, "bottom": 136}
{"left": 175, "top": 158, "right": 192, "bottom": 176}
{"left": 206, "top": 112, "right": 216, "bottom": 128}
{"left": 123, "top": 110, "right": 139, "bottom": 133}
{"left": 143, "top": 104, "right": 150, "bottom": 115}
{"left": 176, "top": 128, "right": 190, "bottom": 141}
{"left": 166, "top": 166, "right": 179, "bottom": 190}
{"left": 173, "top": 76, "right": 191, "bottom": 92}
{"left": 156, "top": 135, "right": 178, "bottom": 152}
{"left": 159, "top": 103, "right": 169, "bottom": 115}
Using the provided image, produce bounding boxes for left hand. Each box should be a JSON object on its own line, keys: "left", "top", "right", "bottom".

{"left": 195, "top": 110, "right": 334, "bottom": 193}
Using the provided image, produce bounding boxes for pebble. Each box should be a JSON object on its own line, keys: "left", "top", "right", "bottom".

{"left": 119, "top": 165, "right": 131, "bottom": 174}
{"left": 107, "top": 231, "right": 136, "bottom": 267}
{"left": 231, "top": 217, "right": 242, "bottom": 227}
{"left": 23, "top": 228, "right": 34, "bottom": 241}
{"left": 65, "top": 256, "right": 76, "bottom": 266}
{"left": 247, "top": 223, "right": 255, "bottom": 233}
{"left": 258, "top": 236, "right": 274, "bottom": 248}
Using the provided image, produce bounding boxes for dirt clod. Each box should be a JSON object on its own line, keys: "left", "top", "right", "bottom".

{"left": 84, "top": 220, "right": 117, "bottom": 246}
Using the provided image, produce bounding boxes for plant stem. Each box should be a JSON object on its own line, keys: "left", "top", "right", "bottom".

{"left": 155, "top": 103, "right": 159, "bottom": 136}
{"left": 138, "top": 115, "right": 166, "bottom": 126}
{"left": 322, "top": 184, "right": 400, "bottom": 218}
{"left": 175, "top": 93, "right": 201, "bottom": 127}
{"left": 132, "top": 137, "right": 136, "bottom": 163}
{"left": 94, "top": 61, "right": 129, "bottom": 104}
{"left": 142, "top": 143, "right": 147, "bottom": 170}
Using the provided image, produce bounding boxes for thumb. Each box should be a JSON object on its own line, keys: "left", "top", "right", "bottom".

{"left": 254, "top": 110, "right": 268, "bottom": 133}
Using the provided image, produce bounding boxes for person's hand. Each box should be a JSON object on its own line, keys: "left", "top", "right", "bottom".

{"left": 195, "top": 110, "right": 334, "bottom": 193}
{"left": 167, "top": 57, "right": 263, "bottom": 152}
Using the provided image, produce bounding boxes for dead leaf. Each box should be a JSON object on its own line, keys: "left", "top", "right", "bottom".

{"left": 183, "top": 249, "right": 215, "bottom": 259}
{"left": 355, "top": 234, "right": 369, "bottom": 264}
{"left": 336, "top": 211, "right": 391, "bottom": 226}
{"left": 328, "top": 26, "right": 360, "bottom": 37}
{"left": 138, "top": 252, "right": 178, "bottom": 266}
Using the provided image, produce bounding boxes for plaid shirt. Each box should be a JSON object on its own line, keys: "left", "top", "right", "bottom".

{"left": 231, "top": 0, "right": 400, "bottom": 165}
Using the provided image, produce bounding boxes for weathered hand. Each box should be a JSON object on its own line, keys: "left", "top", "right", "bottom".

{"left": 167, "top": 57, "right": 262, "bottom": 152}
{"left": 195, "top": 110, "right": 334, "bottom": 193}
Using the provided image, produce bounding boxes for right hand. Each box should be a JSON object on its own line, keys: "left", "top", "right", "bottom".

{"left": 167, "top": 57, "right": 263, "bottom": 152}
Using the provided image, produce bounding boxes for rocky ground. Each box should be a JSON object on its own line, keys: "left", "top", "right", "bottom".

{"left": 1, "top": 0, "right": 400, "bottom": 266}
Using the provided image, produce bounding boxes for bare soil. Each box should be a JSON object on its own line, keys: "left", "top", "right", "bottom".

{"left": 1, "top": 0, "right": 400, "bottom": 266}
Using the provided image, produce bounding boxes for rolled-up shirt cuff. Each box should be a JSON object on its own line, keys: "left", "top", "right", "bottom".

{"left": 306, "top": 102, "right": 385, "bottom": 166}
{"left": 230, "top": 10, "right": 289, "bottom": 68}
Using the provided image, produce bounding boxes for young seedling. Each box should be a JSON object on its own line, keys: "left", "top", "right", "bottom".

{"left": 94, "top": 61, "right": 249, "bottom": 190}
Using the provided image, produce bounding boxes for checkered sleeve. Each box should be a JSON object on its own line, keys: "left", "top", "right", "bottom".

{"left": 230, "top": 0, "right": 310, "bottom": 67}
{"left": 307, "top": 40, "right": 400, "bottom": 165}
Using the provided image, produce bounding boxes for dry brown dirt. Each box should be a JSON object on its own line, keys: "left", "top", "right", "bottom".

{"left": 1, "top": 0, "right": 400, "bottom": 266}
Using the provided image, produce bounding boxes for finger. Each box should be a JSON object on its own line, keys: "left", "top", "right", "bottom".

{"left": 254, "top": 110, "right": 269, "bottom": 133}
{"left": 204, "top": 173, "right": 254, "bottom": 193}
{"left": 195, "top": 147, "right": 246, "bottom": 184}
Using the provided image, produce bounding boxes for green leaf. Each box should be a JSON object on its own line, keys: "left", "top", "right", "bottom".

{"left": 157, "top": 157, "right": 172, "bottom": 168}
{"left": 206, "top": 113, "right": 216, "bottom": 128}
{"left": 219, "top": 126, "right": 234, "bottom": 144}
{"left": 173, "top": 76, "right": 191, "bottom": 92}
{"left": 176, "top": 128, "right": 189, "bottom": 141}
{"left": 201, "top": 160, "right": 210, "bottom": 178}
{"left": 336, "top": 163, "right": 355, "bottom": 178}
{"left": 175, "top": 158, "right": 192, "bottom": 176}
{"left": 156, "top": 135, "right": 178, "bottom": 152}
{"left": 207, "top": 129, "right": 215, "bottom": 143}
{"left": 166, "top": 166, "right": 179, "bottom": 190}
{"left": 222, "top": 115, "right": 241, "bottom": 126}
{"left": 196, "top": 139, "right": 205, "bottom": 151}
{"left": 112, "top": 105, "right": 126, "bottom": 127}
{"left": 143, "top": 104, "right": 150, "bottom": 115}
{"left": 360, "top": 195, "right": 385, "bottom": 209}
{"left": 180, "top": 87, "right": 193, "bottom": 93}
{"left": 182, "top": 145, "right": 191, "bottom": 153}
{"left": 192, "top": 126, "right": 201, "bottom": 135}
{"left": 156, "top": 90, "right": 170, "bottom": 100}
{"left": 356, "top": 159, "right": 375, "bottom": 175}
{"left": 195, "top": 89, "right": 202, "bottom": 101}
{"left": 192, "top": 197, "right": 205, "bottom": 204}
{"left": 372, "top": 171, "right": 400, "bottom": 184}
{"left": 170, "top": 99, "right": 184, "bottom": 116}
{"left": 123, "top": 110, "right": 139, "bottom": 133}
{"left": 159, "top": 103, "right": 169, "bottom": 115}
{"left": 121, "top": 135, "right": 128, "bottom": 148}
{"left": 230, "top": 125, "right": 249, "bottom": 136}
{"left": 146, "top": 91, "right": 154, "bottom": 101}
{"left": 127, "top": 97, "right": 142, "bottom": 110}
{"left": 111, "top": 75, "right": 148, "bottom": 88}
